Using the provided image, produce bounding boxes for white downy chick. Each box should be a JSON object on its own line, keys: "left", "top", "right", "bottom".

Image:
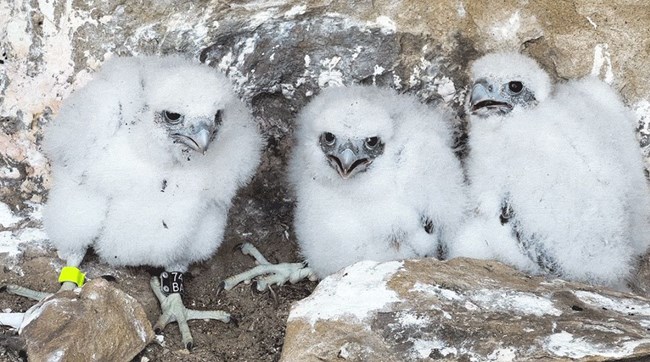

{"left": 449, "top": 52, "right": 650, "bottom": 288}
{"left": 290, "top": 85, "right": 467, "bottom": 278}
{"left": 14, "top": 55, "right": 263, "bottom": 349}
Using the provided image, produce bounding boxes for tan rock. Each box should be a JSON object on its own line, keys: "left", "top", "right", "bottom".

{"left": 282, "top": 258, "right": 650, "bottom": 361}
{"left": 20, "top": 278, "right": 154, "bottom": 361}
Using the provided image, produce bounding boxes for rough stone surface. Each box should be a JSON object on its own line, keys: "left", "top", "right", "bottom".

{"left": 19, "top": 278, "right": 154, "bottom": 361}
{"left": 283, "top": 258, "right": 650, "bottom": 361}
{"left": 2, "top": 1, "right": 650, "bottom": 360}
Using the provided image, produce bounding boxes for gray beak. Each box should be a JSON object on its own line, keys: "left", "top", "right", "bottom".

{"left": 327, "top": 142, "right": 371, "bottom": 179}
{"left": 173, "top": 121, "right": 214, "bottom": 155}
{"left": 469, "top": 79, "right": 513, "bottom": 117}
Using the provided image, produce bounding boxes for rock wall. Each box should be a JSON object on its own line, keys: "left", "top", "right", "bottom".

{"left": 1, "top": 0, "right": 649, "bottom": 249}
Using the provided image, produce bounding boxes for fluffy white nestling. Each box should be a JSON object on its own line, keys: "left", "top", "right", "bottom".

{"left": 44, "top": 55, "right": 262, "bottom": 270}
{"left": 448, "top": 52, "right": 650, "bottom": 288}
{"left": 289, "top": 85, "right": 467, "bottom": 278}
{"left": 33, "top": 55, "right": 262, "bottom": 348}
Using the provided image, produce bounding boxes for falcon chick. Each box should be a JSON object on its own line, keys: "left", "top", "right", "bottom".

{"left": 221, "top": 85, "right": 467, "bottom": 290}
{"left": 5, "top": 55, "right": 263, "bottom": 349}
{"left": 448, "top": 52, "right": 650, "bottom": 288}
{"left": 290, "top": 85, "right": 467, "bottom": 277}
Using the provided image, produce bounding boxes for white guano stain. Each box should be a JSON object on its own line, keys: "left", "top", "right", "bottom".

{"left": 434, "top": 76, "right": 457, "bottom": 103}
{"left": 574, "top": 290, "right": 650, "bottom": 316}
{"left": 237, "top": 36, "right": 259, "bottom": 64}
{"left": 370, "top": 64, "right": 385, "bottom": 85}
{"left": 490, "top": 11, "right": 521, "bottom": 42}
{"left": 367, "top": 16, "right": 397, "bottom": 34}
{"left": 591, "top": 43, "right": 614, "bottom": 84}
{"left": 545, "top": 331, "right": 650, "bottom": 359}
{"left": 456, "top": 1, "right": 466, "bottom": 18}
{"left": 284, "top": 5, "right": 306, "bottom": 17}
{"left": 0, "top": 312, "right": 24, "bottom": 329}
{"left": 487, "top": 347, "right": 517, "bottom": 361}
{"left": 3, "top": 0, "right": 97, "bottom": 123}
{"left": 411, "top": 282, "right": 463, "bottom": 301}
{"left": 288, "top": 260, "right": 402, "bottom": 329}
{"left": 469, "top": 289, "right": 563, "bottom": 317}
{"left": 318, "top": 56, "right": 343, "bottom": 88}
{"left": 351, "top": 46, "right": 363, "bottom": 60}
{"left": 411, "top": 339, "right": 458, "bottom": 359}
{"left": 398, "top": 311, "right": 430, "bottom": 327}
{"left": 0, "top": 203, "right": 21, "bottom": 228}
{"left": 586, "top": 16, "right": 597, "bottom": 29}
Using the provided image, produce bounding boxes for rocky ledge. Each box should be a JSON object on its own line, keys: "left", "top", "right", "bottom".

{"left": 283, "top": 258, "right": 650, "bottom": 361}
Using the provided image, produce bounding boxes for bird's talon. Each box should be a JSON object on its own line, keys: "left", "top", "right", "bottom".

{"left": 0, "top": 285, "right": 6, "bottom": 293}
{"left": 250, "top": 281, "right": 265, "bottom": 294}
{"left": 232, "top": 243, "right": 244, "bottom": 253}
{"left": 216, "top": 281, "right": 225, "bottom": 295}
{"left": 229, "top": 315, "right": 239, "bottom": 328}
{"left": 268, "top": 286, "right": 279, "bottom": 308}
{"left": 100, "top": 275, "right": 117, "bottom": 282}
{"left": 186, "top": 342, "right": 193, "bottom": 351}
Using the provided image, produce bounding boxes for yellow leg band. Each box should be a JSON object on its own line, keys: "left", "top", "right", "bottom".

{"left": 58, "top": 266, "right": 86, "bottom": 287}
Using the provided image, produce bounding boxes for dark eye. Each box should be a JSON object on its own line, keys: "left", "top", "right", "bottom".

{"left": 321, "top": 132, "right": 336, "bottom": 146}
{"left": 163, "top": 111, "right": 183, "bottom": 124}
{"left": 508, "top": 81, "right": 523, "bottom": 94}
{"left": 214, "top": 109, "right": 223, "bottom": 125}
{"left": 365, "top": 136, "right": 379, "bottom": 149}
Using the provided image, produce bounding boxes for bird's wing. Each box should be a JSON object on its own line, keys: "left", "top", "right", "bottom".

{"left": 389, "top": 97, "right": 467, "bottom": 254}
{"left": 496, "top": 97, "right": 641, "bottom": 285}
{"left": 43, "top": 57, "right": 144, "bottom": 177}
{"left": 560, "top": 78, "right": 650, "bottom": 254}
{"left": 553, "top": 78, "right": 642, "bottom": 179}
{"left": 42, "top": 57, "right": 146, "bottom": 256}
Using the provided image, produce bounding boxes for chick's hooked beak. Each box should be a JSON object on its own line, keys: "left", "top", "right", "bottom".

{"left": 173, "top": 119, "right": 215, "bottom": 155}
{"left": 327, "top": 141, "right": 372, "bottom": 179}
{"left": 469, "top": 78, "right": 513, "bottom": 117}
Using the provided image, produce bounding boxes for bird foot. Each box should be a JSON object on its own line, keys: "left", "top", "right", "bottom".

{"left": 2, "top": 285, "right": 52, "bottom": 301}
{"left": 150, "top": 277, "right": 234, "bottom": 351}
{"left": 218, "top": 242, "right": 317, "bottom": 294}
{"left": 3, "top": 280, "right": 77, "bottom": 302}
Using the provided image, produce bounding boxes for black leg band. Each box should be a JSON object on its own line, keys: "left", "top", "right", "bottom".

{"left": 160, "top": 271, "right": 184, "bottom": 295}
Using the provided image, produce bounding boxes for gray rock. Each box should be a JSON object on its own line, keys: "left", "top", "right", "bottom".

{"left": 20, "top": 278, "right": 154, "bottom": 361}
{"left": 282, "top": 258, "right": 650, "bottom": 361}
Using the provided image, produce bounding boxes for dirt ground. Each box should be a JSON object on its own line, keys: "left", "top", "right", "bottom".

{"left": 0, "top": 237, "right": 317, "bottom": 362}
{"left": 0, "top": 173, "right": 319, "bottom": 361}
